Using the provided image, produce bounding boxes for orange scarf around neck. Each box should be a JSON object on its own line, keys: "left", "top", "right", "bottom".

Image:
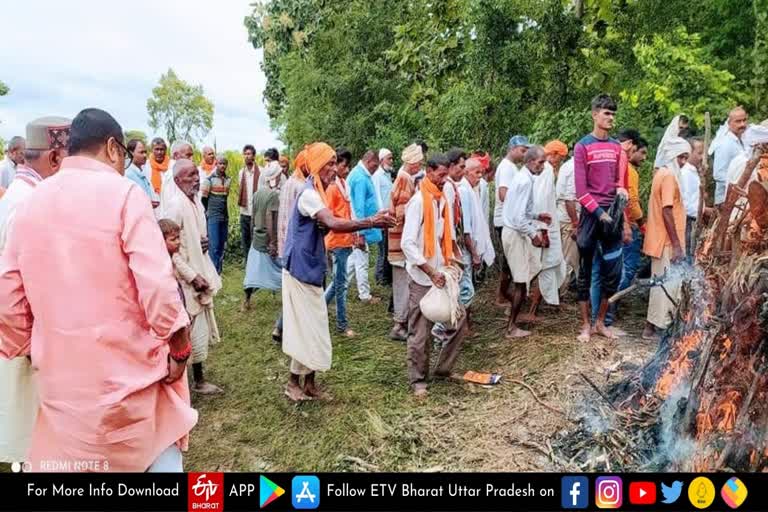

{"left": 200, "top": 159, "right": 215, "bottom": 176}
{"left": 150, "top": 155, "right": 170, "bottom": 193}
{"left": 420, "top": 176, "right": 453, "bottom": 262}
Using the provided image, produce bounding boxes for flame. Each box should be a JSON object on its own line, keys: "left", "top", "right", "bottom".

{"left": 655, "top": 331, "right": 704, "bottom": 399}
{"left": 720, "top": 337, "right": 733, "bottom": 361}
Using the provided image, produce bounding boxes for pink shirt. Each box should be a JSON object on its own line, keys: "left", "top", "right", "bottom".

{"left": 0, "top": 156, "right": 197, "bottom": 472}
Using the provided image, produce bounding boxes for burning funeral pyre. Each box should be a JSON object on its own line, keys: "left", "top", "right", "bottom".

{"left": 556, "top": 150, "right": 768, "bottom": 472}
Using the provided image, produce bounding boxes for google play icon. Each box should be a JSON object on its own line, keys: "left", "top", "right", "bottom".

{"left": 260, "top": 475, "right": 285, "bottom": 508}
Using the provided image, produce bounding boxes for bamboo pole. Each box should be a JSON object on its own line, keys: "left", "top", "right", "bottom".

{"left": 694, "top": 112, "right": 712, "bottom": 248}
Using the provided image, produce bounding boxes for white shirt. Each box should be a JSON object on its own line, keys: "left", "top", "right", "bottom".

{"left": 239, "top": 166, "right": 258, "bottom": 216}
{"left": 371, "top": 167, "right": 393, "bottom": 211}
{"left": 555, "top": 157, "right": 578, "bottom": 224}
{"left": 502, "top": 165, "right": 537, "bottom": 238}
{"left": 0, "top": 157, "right": 17, "bottom": 189}
{"left": 680, "top": 163, "right": 701, "bottom": 218}
{"left": 0, "top": 168, "right": 42, "bottom": 254}
{"left": 478, "top": 178, "right": 490, "bottom": 221}
{"left": 493, "top": 158, "right": 519, "bottom": 227}
{"left": 298, "top": 188, "right": 325, "bottom": 218}
{"left": 713, "top": 130, "right": 747, "bottom": 182}
{"left": 401, "top": 192, "right": 448, "bottom": 287}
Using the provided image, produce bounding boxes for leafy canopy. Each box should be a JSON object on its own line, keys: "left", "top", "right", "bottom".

{"left": 147, "top": 69, "right": 214, "bottom": 145}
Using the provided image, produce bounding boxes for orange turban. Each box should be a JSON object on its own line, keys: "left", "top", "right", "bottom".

{"left": 305, "top": 142, "right": 336, "bottom": 206}
{"left": 544, "top": 140, "right": 568, "bottom": 157}
{"left": 305, "top": 142, "right": 336, "bottom": 175}
{"left": 292, "top": 148, "right": 309, "bottom": 183}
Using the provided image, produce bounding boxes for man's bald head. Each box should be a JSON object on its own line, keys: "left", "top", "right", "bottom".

{"left": 465, "top": 157, "right": 484, "bottom": 187}
{"left": 362, "top": 150, "right": 379, "bottom": 173}
{"left": 171, "top": 140, "right": 193, "bottom": 160}
{"left": 202, "top": 145, "right": 215, "bottom": 165}
{"left": 728, "top": 106, "right": 749, "bottom": 137}
{"left": 7, "top": 136, "right": 25, "bottom": 165}
{"left": 173, "top": 158, "right": 200, "bottom": 199}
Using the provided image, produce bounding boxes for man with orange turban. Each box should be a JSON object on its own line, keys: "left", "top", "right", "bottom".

{"left": 281, "top": 143, "right": 395, "bottom": 402}
{"left": 401, "top": 153, "right": 468, "bottom": 399}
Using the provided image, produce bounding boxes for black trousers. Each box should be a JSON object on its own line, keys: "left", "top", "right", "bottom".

{"left": 576, "top": 210, "right": 623, "bottom": 303}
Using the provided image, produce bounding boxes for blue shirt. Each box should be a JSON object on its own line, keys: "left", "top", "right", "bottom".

{"left": 347, "top": 162, "right": 382, "bottom": 244}
{"left": 713, "top": 130, "right": 747, "bottom": 182}
{"left": 125, "top": 164, "right": 153, "bottom": 200}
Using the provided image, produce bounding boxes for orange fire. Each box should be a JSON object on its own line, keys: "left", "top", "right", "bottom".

{"left": 655, "top": 331, "right": 704, "bottom": 399}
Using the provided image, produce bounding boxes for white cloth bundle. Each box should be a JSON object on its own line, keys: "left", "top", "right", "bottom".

{"left": 419, "top": 265, "right": 463, "bottom": 326}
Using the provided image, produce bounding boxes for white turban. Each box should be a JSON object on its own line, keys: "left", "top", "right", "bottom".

{"left": 660, "top": 136, "right": 692, "bottom": 182}
{"left": 742, "top": 124, "right": 768, "bottom": 152}
{"left": 262, "top": 160, "right": 283, "bottom": 186}
{"left": 401, "top": 144, "right": 424, "bottom": 165}
{"left": 379, "top": 148, "right": 392, "bottom": 161}
{"left": 655, "top": 114, "right": 684, "bottom": 167}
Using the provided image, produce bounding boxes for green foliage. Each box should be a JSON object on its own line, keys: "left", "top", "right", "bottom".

{"left": 245, "top": 0, "right": 760, "bottom": 163}
{"left": 147, "top": 69, "right": 214, "bottom": 145}
{"left": 124, "top": 130, "right": 147, "bottom": 145}
{"left": 0, "top": 80, "right": 8, "bottom": 96}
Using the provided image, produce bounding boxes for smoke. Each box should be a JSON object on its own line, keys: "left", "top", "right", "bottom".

{"left": 655, "top": 379, "right": 697, "bottom": 467}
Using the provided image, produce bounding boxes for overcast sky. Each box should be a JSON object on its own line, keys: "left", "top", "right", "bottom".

{"left": 0, "top": 0, "right": 281, "bottom": 151}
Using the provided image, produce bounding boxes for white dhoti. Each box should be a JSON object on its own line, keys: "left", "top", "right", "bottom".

{"left": 281, "top": 270, "right": 332, "bottom": 374}
{"left": 190, "top": 313, "right": 210, "bottom": 364}
{"left": 538, "top": 227, "right": 566, "bottom": 306}
{"left": 502, "top": 227, "right": 542, "bottom": 289}
{"left": 346, "top": 248, "right": 372, "bottom": 300}
{"left": 0, "top": 358, "right": 37, "bottom": 462}
{"left": 647, "top": 246, "right": 681, "bottom": 329}
{"left": 392, "top": 265, "right": 410, "bottom": 324}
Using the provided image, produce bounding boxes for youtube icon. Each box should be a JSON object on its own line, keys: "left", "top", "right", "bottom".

{"left": 629, "top": 482, "right": 657, "bottom": 505}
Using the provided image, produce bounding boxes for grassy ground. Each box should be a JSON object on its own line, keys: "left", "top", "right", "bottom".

{"left": 185, "top": 252, "right": 655, "bottom": 472}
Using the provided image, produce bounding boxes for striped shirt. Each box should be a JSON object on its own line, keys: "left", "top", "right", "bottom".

{"left": 573, "top": 134, "right": 627, "bottom": 215}
{"left": 201, "top": 174, "right": 231, "bottom": 222}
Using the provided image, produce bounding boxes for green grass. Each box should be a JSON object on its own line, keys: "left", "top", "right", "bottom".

{"left": 183, "top": 244, "right": 635, "bottom": 472}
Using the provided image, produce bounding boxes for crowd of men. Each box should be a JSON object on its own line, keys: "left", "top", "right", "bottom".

{"left": 0, "top": 93, "right": 766, "bottom": 471}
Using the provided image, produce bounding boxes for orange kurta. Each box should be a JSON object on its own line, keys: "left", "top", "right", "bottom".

{"left": 324, "top": 178, "right": 354, "bottom": 250}
{"left": 0, "top": 156, "right": 196, "bottom": 472}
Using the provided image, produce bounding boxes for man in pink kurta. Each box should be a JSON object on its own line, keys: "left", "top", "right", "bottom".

{"left": 0, "top": 108, "right": 197, "bottom": 472}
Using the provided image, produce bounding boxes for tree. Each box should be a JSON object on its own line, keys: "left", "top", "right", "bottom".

{"left": 124, "top": 130, "right": 147, "bottom": 145}
{"left": 146, "top": 69, "right": 214, "bottom": 144}
{"left": 245, "top": 0, "right": 758, "bottom": 159}
{"left": 0, "top": 81, "right": 8, "bottom": 97}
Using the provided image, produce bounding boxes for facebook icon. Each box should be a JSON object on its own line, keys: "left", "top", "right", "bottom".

{"left": 561, "top": 476, "right": 589, "bottom": 509}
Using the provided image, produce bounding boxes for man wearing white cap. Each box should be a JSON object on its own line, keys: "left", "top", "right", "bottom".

{"left": 372, "top": 148, "right": 394, "bottom": 285}
{"left": 0, "top": 116, "right": 70, "bottom": 465}
{"left": 387, "top": 144, "right": 424, "bottom": 340}
{"left": 641, "top": 137, "right": 690, "bottom": 341}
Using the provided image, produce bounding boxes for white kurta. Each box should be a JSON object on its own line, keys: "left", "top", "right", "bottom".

{"left": 0, "top": 170, "right": 40, "bottom": 462}
{"left": 532, "top": 163, "right": 565, "bottom": 305}
{"left": 281, "top": 189, "right": 333, "bottom": 374}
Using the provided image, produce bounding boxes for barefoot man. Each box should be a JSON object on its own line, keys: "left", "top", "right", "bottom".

{"left": 282, "top": 143, "right": 394, "bottom": 401}
{"left": 574, "top": 94, "right": 629, "bottom": 342}
{"left": 501, "top": 145, "right": 551, "bottom": 338}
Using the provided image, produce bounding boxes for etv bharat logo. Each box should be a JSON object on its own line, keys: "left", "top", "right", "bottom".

{"left": 188, "top": 473, "right": 224, "bottom": 511}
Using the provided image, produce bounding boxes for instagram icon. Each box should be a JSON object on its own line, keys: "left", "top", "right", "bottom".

{"left": 595, "top": 476, "right": 623, "bottom": 509}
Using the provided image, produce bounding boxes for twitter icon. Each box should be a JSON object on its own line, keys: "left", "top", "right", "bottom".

{"left": 661, "top": 481, "right": 683, "bottom": 504}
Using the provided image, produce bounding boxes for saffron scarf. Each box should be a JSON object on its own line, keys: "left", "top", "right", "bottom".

{"left": 292, "top": 148, "right": 309, "bottom": 183}
{"left": 420, "top": 176, "right": 453, "bottom": 262}
{"left": 305, "top": 142, "right": 335, "bottom": 206}
{"left": 150, "top": 154, "right": 169, "bottom": 194}
{"left": 200, "top": 159, "right": 215, "bottom": 176}
{"left": 238, "top": 164, "right": 260, "bottom": 209}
